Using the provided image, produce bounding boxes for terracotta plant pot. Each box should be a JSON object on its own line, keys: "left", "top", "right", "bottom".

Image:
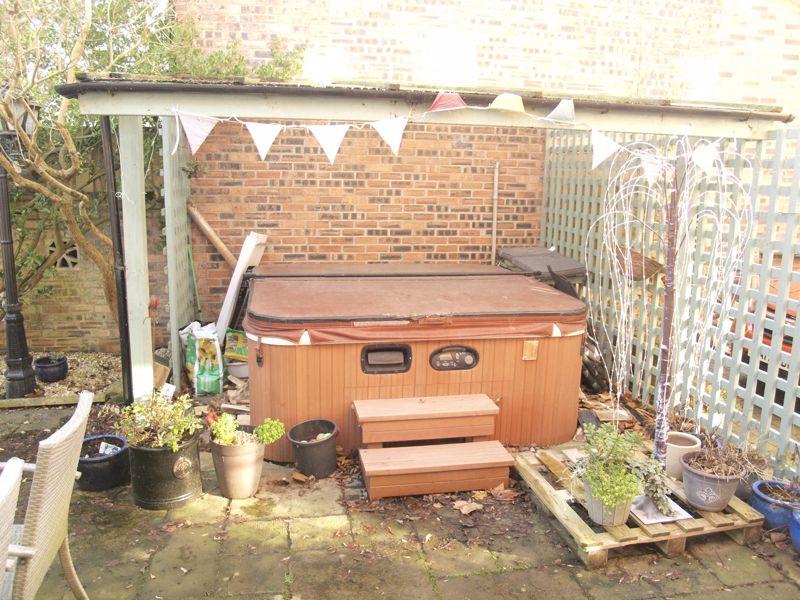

{"left": 665, "top": 432, "right": 701, "bottom": 480}
{"left": 680, "top": 451, "right": 742, "bottom": 512}
{"left": 584, "top": 482, "right": 633, "bottom": 526}
{"left": 210, "top": 440, "right": 265, "bottom": 499}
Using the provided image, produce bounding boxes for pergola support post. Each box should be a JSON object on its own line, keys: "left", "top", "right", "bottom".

{"left": 160, "top": 117, "right": 195, "bottom": 391}
{"left": 118, "top": 115, "right": 154, "bottom": 399}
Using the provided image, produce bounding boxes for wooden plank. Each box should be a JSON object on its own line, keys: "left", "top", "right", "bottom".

{"left": 604, "top": 524, "right": 638, "bottom": 542}
{"left": 698, "top": 510, "right": 736, "bottom": 527}
{"left": 353, "top": 394, "right": 499, "bottom": 422}
{"left": 654, "top": 536, "right": 687, "bottom": 557}
{"left": 370, "top": 466, "right": 509, "bottom": 487}
{"left": 725, "top": 495, "right": 765, "bottom": 524}
{"left": 367, "top": 475, "right": 509, "bottom": 500}
{"left": 514, "top": 454, "right": 599, "bottom": 550}
{"left": 360, "top": 441, "right": 513, "bottom": 476}
{"left": 118, "top": 115, "right": 154, "bottom": 400}
{"left": 0, "top": 394, "right": 107, "bottom": 409}
{"left": 676, "top": 518, "right": 709, "bottom": 532}
{"left": 361, "top": 420, "right": 495, "bottom": 444}
{"left": 629, "top": 516, "right": 671, "bottom": 539}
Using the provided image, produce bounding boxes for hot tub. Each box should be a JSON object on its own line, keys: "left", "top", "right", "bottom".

{"left": 243, "top": 264, "right": 587, "bottom": 462}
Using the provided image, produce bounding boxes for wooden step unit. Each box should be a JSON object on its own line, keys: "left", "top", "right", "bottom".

{"left": 360, "top": 440, "right": 514, "bottom": 500}
{"left": 352, "top": 394, "right": 498, "bottom": 448}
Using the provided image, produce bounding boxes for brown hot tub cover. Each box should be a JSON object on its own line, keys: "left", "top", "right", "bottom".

{"left": 243, "top": 266, "right": 586, "bottom": 344}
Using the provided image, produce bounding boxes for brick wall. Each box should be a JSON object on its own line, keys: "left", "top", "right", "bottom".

{"left": 175, "top": 0, "right": 800, "bottom": 113}
{"left": 0, "top": 208, "right": 169, "bottom": 354}
{"left": 189, "top": 122, "right": 544, "bottom": 315}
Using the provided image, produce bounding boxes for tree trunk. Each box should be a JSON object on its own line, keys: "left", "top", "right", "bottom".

{"left": 654, "top": 159, "right": 683, "bottom": 462}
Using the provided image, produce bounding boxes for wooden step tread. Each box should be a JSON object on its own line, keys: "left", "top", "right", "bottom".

{"left": 360, "top": 441, "right": 513, "bottom": 476}
{"left": 353, "top": 394, "right": 498, "bottom": 423}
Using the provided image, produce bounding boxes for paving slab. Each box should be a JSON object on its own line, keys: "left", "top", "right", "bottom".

{"left": 163, "top": 491, "right": 229, "bottom": 525}
{"left": 252, "top": 478, "right": 345, "bottom": 518}
{"left": 687, "top": 534, "right": 786, "bottom": 587}
{"left": 140, "top": 524, "right": 225, "bottom": 599}
{"left": 289, "top": 549, "right": 436, "bottom": 599}
{"left": 439, "top": 567, "right": 589, "bottom": 600}
{"left": 672, "top": 581, "right": 800, "bottom": 600}
{"left": 289, "top": 515, "right": 352, "bottom": 552}
{"left": 350, "top": 510, "right": 418, "bottom": 556}
{"left": 573, "top": 560, "right": 661, "bottom": 600}
{"left": 222, "top": 518, "right": 289, "bottom": 556}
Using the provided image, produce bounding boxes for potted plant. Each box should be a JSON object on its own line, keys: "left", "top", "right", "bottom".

{"left": 77, "top": 434, "right": 130, "bottom": 492}
{"left": 208, "top": 412, "right": 285, "bottom": 499}
{"left": 33, "top": 353, "right": 68, "bottom": 383}
{"left": 111, "top": 391, "right": 203, "bottom": 510}
{"left": 665, "top": 431, "right": 701, "bottom": 480}
{"left": 573, "top": 424, "right": 672, "bottom": 526}
{"left": 680, "top": 445, "right": 746, "bottom": 511}
{"left": 747, "top": 479, "right": 800, "bottom": 531}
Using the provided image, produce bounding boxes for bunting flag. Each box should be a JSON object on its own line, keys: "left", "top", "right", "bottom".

{"left": 544, "top": 99, "right": 575, "bottom": 123}
{"left": 591, "top": 130, "right": 621, "bottom": 170}
{"left": 174, "top": 110, "right": 220, "bottom": 155}
{"left": 371, "top": 117, "right": 408, "bottom": 156}
{"left": 691, "top": 142, "right": 719, "bottom": 177}
{"left": 244, "top": 122, "right": 284, "bottom": 160}
{"left": 488, "top": 93, "right": 526, "bottom": 114}
{"left": 308, "top": 124, "right": 350, "bottom": 163}
{"left": 428, "top": 91, "right": 468, "bottom": 112}
{"left": 641, "top": 156, "right": 662, "bottom": 185}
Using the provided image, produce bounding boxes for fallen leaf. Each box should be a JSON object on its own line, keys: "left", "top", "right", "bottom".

{"left": 472, "top": 490, "right": 488, "bottom": 500}
{"left": 490, "top": 483, "right": 521, "bottom": 502}
{"left": 453, "top": 500, "right": 483, "bottom": 515}
{"left": 433, "top": 502, "right": 443, "bottom": 509}
{"left": 292, "top": 470, "right": 311, "bottom": 483}
{"left": 423, "top": 533, "right": 432, "bottom": 544}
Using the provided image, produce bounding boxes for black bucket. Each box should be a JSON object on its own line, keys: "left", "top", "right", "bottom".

{"left": 287, "top": 419, "right": 338, "bottom": 478}
{"left": 128, "top": 434, "right": 203, "bottom": 510}
{"left": 77, "top": 434, "right": 131, "bottom": 492}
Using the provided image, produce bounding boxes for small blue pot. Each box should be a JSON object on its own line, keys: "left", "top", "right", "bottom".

{"left": 748, "top": 480, "right": 800, "bottom": 531}
{"left": 790, "top": 509, "right": 800, "bottom": 552}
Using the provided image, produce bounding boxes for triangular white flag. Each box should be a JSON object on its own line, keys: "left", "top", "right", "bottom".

{"left": 641, "top": 156, "right": 662, "bottom": 185}
{"left": 370, "top": 117, "right": 408, "bottom": 156}
{"left": 591, "top": 130, "right": 621, "bottom": 170}
{"left": 244, "top": 122, "right": 283, "bottom": 160}
{"left": 308, "top": 124, "right": 350, "bottom": 164}
{"left": 544, "top": 99, "right": 575, "bottom": 122}
{"left": 691, "top": 143, "right": 719, "bottom": 176}
{"left": 175, "top": 110, "right": 220, "bottom": 155}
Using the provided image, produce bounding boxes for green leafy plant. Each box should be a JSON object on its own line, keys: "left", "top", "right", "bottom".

{"left": 253, "top": 39, "right": 305, "bottom": 81}
{"left": 209, "top": 413, "right": 238, "bottom": 446}
{"left": 253, "top": 418, "right": 285, "bottom": 445}
{"left": 573, "top": 424, "right": 672, "bottom": 513}
{"left": 111, "top": 391, "right": 202, "bottom": 451}
{"left": 208, "top": 411, "right": 285, "bottom": 447}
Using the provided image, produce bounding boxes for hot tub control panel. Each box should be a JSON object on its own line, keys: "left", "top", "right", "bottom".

{"left": 429, "top": 345, "right": 479, "bottom": 371}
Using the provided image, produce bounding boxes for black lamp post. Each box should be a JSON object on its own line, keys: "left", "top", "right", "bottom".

{"left": 0, "top": 101, "right": 37, "bottom": 398}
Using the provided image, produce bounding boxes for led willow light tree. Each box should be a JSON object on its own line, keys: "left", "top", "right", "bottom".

{"left": 587, "top": 137, "right": 753, "bottom": 462}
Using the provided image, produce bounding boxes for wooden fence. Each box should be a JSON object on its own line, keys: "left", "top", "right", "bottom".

{"left": 543, "top": 129, "right": 800, "bottom": 478}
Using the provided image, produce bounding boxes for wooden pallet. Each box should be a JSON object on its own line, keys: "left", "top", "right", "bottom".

{"left": 514, "top": 444, "right": 764, "bottom": 569}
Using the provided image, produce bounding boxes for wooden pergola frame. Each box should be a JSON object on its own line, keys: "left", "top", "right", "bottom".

{"left": 56, "top": 78, "right": 790, "bottom": 399}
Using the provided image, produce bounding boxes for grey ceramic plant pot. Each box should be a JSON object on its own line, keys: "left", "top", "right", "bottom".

{"left": 680, "top": 451, "right": 743, "bottom": 512}
{"left": 210, "top": 440, "right": 265, "bottom": 499}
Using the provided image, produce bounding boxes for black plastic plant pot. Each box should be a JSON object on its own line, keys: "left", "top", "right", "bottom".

{"left": 128, "top": 434, "right": 203, "bottom": 510}
{"left": 287, "top": 419, "right": 338, "bottom": 479}
{"left": 33, "top": 355, "right": 68, "bottom": 383}
{"left": 77, "top": 434, "right": 130, "bottom": 492}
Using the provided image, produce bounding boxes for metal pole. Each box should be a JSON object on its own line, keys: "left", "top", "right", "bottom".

{"left": 490, "top": 161, "right": 500, "bottom": 265}
{"left": 0, "top": 159, "right": 36, "bottom": 398}
{"left": 100, "top": 117, "right": 134, "bottom": 404}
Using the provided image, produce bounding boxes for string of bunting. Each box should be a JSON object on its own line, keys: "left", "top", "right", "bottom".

{"left": 172, "top": 92, "right": 723, "bottom": 173}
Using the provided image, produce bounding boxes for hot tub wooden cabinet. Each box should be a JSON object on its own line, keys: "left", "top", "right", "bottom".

{"left": 243, "top": 264, "right": 587, "bottom": 463}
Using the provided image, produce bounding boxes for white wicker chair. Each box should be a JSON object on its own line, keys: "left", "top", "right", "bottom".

{"left": 0, "top": 458, "right": 23, "bottom": 578}
{"left": 0, "top": 391, "right": 93, "bottom": 600}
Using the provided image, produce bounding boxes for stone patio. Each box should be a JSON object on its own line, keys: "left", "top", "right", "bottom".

{"left": 2, "top": 407, "right": 798, "bottom": 600}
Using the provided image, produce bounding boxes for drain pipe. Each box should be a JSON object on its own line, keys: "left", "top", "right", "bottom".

{"left": 490, "top": 161, "right": 500, "bottom": 265}
{"left": 100, "top": 116, "right": 134, "bottom": 405}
